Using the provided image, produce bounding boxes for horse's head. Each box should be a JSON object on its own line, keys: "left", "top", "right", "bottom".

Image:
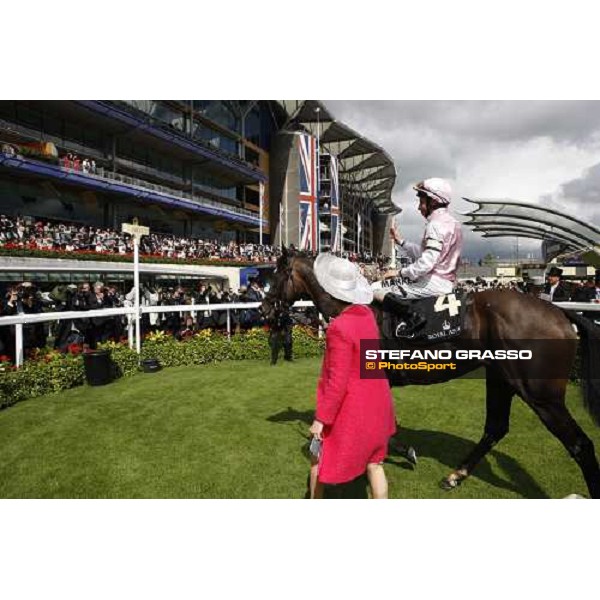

{"left": 259, "top": 246, "right": 313, "bottom": 321}
{"left": 260, "top": 248, "right": 351, "bottom": 323}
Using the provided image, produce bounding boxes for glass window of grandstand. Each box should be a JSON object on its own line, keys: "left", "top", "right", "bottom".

{"left": 41, "top": 114, "right": 63, "bottom": 139}
{"left": 0, "top": 101, "right": 17, "bottom": 120}
{"left": 191, "top": 122, "right": 238, "bottom": 156}
{"left": 244, "top": 146, "right": 260, "bottom": 167}
{"left": 192, "top": 101, "right": 240, "bottom": 134}
{"left": 16, "top": 103, "right": 42, "bottom": 129}
{"left": 243, "top": 186, "right": 260, "bottom": 209}
{"left": 192, "top": 168, "right": 237, "bottom": 202}
{"left": 151, "top": 103, "right": 185, "bottom": 132}
{"left": 64, "top": 121, "right": 85, "bottom": 145}
{"left": 244, "top": 107, "right": 260, "bottom": 146}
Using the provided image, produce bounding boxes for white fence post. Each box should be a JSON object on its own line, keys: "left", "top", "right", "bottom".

{"left": 227, "top": 309, "right": 231, "bottom": 341}
{"left": 15, "top": 323, "right": 23, "bottom": 367}
{"left": 127, "top": 318, "right": 134, "bottom": 350}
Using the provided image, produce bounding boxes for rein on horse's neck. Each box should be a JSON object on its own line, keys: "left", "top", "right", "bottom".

{"left": 295, "top": 257, "right": 348, "bottom": 320}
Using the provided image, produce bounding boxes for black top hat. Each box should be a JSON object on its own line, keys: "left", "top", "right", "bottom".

{"left": 547, "top": 266, "right": 563, "bottom": 278}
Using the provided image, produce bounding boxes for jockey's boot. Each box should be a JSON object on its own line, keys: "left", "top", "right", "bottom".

{"left": 381, "top": 293, "right": 427, "bottom": 334}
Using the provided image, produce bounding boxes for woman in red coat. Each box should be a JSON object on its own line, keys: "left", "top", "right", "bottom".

{"left": 309, "top": 253, "right": 396, "bottom": 499}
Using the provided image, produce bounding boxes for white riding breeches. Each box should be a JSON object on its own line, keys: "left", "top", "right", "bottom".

{"left": 375, "top": 275, "right": 454, "bottom": 299}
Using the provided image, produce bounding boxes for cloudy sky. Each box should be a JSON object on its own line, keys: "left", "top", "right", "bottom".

{"left": 325, "top": 101, "right": 600, "bottom": 260}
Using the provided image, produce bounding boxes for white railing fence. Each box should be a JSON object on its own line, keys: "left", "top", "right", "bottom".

{"left": 0, "top": 301, "right": 316, "bottom": 367}
{"left": 1, "top": 300, "right": 598, "bottom": 369}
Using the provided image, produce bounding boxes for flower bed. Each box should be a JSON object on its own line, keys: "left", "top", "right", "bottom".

{"left": 0, "top": 246, "right": 274, "bottom": 268}
{"left": 0, "top": 326, "right": 324, "bottom": 409}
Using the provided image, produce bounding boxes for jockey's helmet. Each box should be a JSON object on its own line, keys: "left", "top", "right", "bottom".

{"left": 413, "top": 178, "right": 452, "bottom": 206}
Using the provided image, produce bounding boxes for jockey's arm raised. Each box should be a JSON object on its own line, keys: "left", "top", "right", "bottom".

{"left": 400, "top": 220, "right": 444, "bottom": 281}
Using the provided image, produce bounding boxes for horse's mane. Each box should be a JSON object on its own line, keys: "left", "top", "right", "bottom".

{"left": 290, "top": 252, "right": 345, "bottom": 318}
{"left": 289, "top": 249, "right": 314, "bottom": 261}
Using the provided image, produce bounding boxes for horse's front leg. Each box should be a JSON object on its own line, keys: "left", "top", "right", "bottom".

{"left": 441, "top": 371, "right": 514, "bottom": 490}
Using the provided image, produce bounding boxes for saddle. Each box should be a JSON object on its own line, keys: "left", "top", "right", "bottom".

{"left": 380, "top": 291, "right": 468, "bottom": 343}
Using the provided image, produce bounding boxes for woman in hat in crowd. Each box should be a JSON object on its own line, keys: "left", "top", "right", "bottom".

{"left": 309, "top": 254, "right": 397, "bottom": 499}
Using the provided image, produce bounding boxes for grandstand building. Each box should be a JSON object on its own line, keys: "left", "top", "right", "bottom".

{"left": 0, "top": 100, "right": 397, "bottom": 254}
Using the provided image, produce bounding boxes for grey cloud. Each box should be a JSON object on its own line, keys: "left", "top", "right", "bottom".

{"left": 553, "top": 162, "right": 600, "bottom": 224}
{"left": 559, "top": 162, "right": 600, "bottom": 203}
{"left": 326, "top": 100, "right": 600, "bottom": 147}
{"left": 323, "top": 101, "right": 600, "bottom": 257}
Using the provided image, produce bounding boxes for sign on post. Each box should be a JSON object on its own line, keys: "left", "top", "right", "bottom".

{"left": 122, "top": 220, "right": 150, "bottom": 239}
{"left": 122, "top": 219, "right": 149, "bottom": 355}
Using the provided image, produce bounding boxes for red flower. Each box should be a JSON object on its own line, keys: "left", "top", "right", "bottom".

{"left": 67, "top": 343, "right": 83, "bottom": 355}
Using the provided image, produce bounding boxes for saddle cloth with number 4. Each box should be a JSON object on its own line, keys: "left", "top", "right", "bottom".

{"left": 380, "top": 291, "right": 468, "bottom": 343}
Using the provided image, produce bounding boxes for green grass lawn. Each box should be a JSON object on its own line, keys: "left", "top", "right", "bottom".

{"left": 0, "top": 357, "right": 598, "bottom": 498}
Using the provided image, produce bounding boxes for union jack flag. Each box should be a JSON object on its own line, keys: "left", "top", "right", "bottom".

{"left": 330, "top": 155, "right": 340, "bottom": 252}
{"left": 298, "top": 133, "right": 318, "bottom": 251}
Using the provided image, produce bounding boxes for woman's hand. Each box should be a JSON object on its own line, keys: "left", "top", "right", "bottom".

{"left": 309, "top": 419, "right": 324, "bottom": 440}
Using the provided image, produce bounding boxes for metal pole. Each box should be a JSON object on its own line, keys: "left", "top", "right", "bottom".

{"left": 390, "top": 214, "right": 397, "bottom": 268}
{"left": 315, "top": 107, "right": 321, "bottom": 253}
{"left": 226, "top": 309, "right": 231, "bottom": 341}
{"left": 15, "top": 323, "right": 23, "bottom": 368}
{"left": 284, "top": 174, "right": 289, "bottom": 247}
{"left": 134, "top": 237, "right": 141, "bottom": 354}
{"left": 259, "top": 181, "right": 264, "bottom": 245}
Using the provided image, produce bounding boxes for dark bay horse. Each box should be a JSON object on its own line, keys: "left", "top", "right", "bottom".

{"left": 261, "top": 249, "right": 600, "bottom": 498}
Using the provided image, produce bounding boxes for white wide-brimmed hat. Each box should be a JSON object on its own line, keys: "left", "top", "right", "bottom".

{"left": 314, "top": 253, "right": 373, "bottom": 305}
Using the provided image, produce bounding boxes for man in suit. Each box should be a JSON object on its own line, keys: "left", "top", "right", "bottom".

{"left": 268, "top": 305, "right": 293, "bottom": 365}
{"left": 543, "top": 266, "right": 570, "bottom": 302}
{"left": 572, "top": 278, "right": 596, "bottom": 302}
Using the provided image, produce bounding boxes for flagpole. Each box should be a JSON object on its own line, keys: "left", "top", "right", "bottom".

{"left": 284, "top": 172, "right": 289, "bottom": 247}
{"left": 315, "top": 106, "right": 321, "bottom": 253}
{"left": 259, "top": 181, "right": 264, "bottom": 246}
{"left": 390, "top": 214, "right": 397, "bottom": 269}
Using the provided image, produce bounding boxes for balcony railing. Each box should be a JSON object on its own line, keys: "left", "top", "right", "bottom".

{"left": 1, "top": 149, "right": 266, "bottom": 226}
{"left": 85, "top": 166, "right": 262, "bottom": 223}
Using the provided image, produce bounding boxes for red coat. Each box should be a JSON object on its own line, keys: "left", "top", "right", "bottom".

{"left": 316, "top": 304, "right": 396, "bottom": 484}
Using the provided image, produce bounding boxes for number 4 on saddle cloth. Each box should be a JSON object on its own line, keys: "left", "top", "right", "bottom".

{"left": 380, "top": 291, "right": 467, "bottom": 343}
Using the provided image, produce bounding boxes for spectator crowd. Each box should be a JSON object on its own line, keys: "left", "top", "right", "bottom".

{"left": 0, "top": 214, "right": 385, "bottom": 265}
{"left": 0, "top": 214, "right": 283, "bottom": 263}
{"left": 60, "top": 153, "right": 97, "bottom": 174}
{"left": 0, "top": 277, "right": 320, "bottom": 362}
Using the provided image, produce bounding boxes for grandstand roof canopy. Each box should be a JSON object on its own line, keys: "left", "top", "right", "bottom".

{"left": 462, "top": 198, "right": 600, "bottom": 259}
{"left": 277, "top": 101, "right": 398, "bottom": 215}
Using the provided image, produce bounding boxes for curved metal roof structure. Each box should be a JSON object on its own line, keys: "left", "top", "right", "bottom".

{"left": 462, "top": 198, "right": 600, "bottom": 259}
{"left": 277, "top": 101, "right": 398, "bottom": 215}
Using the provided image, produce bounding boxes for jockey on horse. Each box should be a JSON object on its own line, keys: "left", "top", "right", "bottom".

{"left": 373, "top": 178, "right": 463, "bottom": 330}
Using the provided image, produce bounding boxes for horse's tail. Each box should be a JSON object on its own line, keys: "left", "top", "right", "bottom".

{"left": 563, "top": 311, "right": 600, "bottom": 426}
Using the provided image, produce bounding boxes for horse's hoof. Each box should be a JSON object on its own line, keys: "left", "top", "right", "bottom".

{"left": 440, "top": 478, "right": 457, "bottom": 491}
{"left": 406, "top": 446, "right": 418, "bottom": 466}
{"left": 440, "top": 471, "right": 466, "bottom": 491}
